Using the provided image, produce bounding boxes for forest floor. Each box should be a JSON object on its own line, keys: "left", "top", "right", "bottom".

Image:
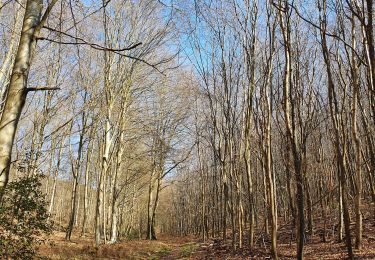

{"left": 38, "top": 217, "right": 375, "bottom": 259}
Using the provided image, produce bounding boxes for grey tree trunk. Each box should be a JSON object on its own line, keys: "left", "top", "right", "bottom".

{"left": 0, "top": 4, "right": 23, "bottom": 101}
{"left": 146, "top": 166, "right": 157, "bottom": 240}
{"left": 0, "top": 0, "right": 58, "bottom": 192}
{"left": 48, "top": 136, "right": 65, "bottom": 215}
{"left": 109, "top": 131, "right": 124, "bottom": 243}
{"left": 319, "top": 2, "right": 354, "bottom": 257}
{"left": 66, "top": 112, "right": 86, "bottom": 240}
{"left": 0, "top": 0, "right": 43, "bottom": 190}
{"left": 81, "top": 127, "right": 94, "bottom": 237}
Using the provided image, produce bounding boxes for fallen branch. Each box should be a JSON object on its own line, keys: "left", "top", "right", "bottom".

{"left": 27, "top": 87, "right": 61, "bottom": 92}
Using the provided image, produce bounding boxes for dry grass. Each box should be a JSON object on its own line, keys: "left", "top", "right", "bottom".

{"left": 37, "top": 233, "right": 199, "bottom": 259}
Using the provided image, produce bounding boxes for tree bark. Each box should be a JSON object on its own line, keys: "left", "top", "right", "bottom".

{"left": 66, "top": 112, "right": 86, "bottom": 240}
{"left": 48, "top": 135, "right": 64, "bottom": 215}
{"left": 318, "top": 2, "right": 354, "bottom": 257}
{"left": 0, "top": 0, "right": 43, "bottom": 190}
{"left": 0, "top": 4, "right": 23, "bottom": 104}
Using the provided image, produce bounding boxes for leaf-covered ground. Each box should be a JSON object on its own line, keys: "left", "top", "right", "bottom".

{"left": 38, "top": 216, "right": 375, "bottom": 259}
{"left": 38, "top": 233, "right": 200, "bottom": 259}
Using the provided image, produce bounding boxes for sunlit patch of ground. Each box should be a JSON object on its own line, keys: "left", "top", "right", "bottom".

{"left": 37, "top": 233, "right": 200, "bottom": 259}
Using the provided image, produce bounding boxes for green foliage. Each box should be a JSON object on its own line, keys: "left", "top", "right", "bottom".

{"left": 0, "top": 174, "right": 53, "bottom": 259}
{"left": 180, "top": 243, "right": 198, "bottom": 257}
{"left": 123, "top": 228, "right": 139, "bottom": 240}
{"left": 156, "top": 246, "right": 172, "bottom": 257}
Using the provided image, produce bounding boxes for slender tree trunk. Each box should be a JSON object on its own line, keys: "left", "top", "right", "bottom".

{"left": 147, "top": 164, "right": 157, "bottom": 240}
{"left": 0, "top": 4, "right": 23, "bottom": 102}
{"left": 305, "top": 175, "right": 313, "bottom": 238}
{"left": 197, "top": 135, "right": 207, "bottom": 242}
{"left": 66, "top": 112, "right": 86, "bottom": 240}
{"left": 244, "top": 146, "right": 255, "bottom": 248}
{"left": 265, "top": 102, "right": 277, "bottom": 259}
{"left": 150, "top": 172, "right": 162, "bottom": 240}
{"left": 285, "top": 154, "right": 296, "bottom": 227}
{"left": 319, "top": 175, "right": 327, "bottom": 242}
{"left": 48, "top": 136, "right": 64, "bottom": 215}
{"left": 319, "top": 3, "right": 354, "bottom": 257}
{"left": 222, "top": 164, "right": 228, "bottom": 242}
{"left": 350, "top": 18, "right": 362, "bottom": 249}
{"left": 65, "top": 172, "right": 79, "bottom": 240}
{"left": 81, "top": 135, "right": 93, "bottom": 237}
{"left": 95, "top": 3, "right": 113, "bottom": 244}
{"left": 363, "top": 0, "right": 375, "bottom": 123}
{"left": 96, "top": 119, "right": 111, "bottom": 245}
{"left": 338, "top": 180, "right": 344, "bottom": 242}
{"left": 109, "top": 127, "right": 125, "bottom": 243}
{"left": 279, "top": 3, "right": 304, "bottom": 258}
{"left": 262, "top": 158, "right": 269, "bottom": 236}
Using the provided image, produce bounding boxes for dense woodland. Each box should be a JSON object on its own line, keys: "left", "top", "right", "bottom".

{"left": 0, "top": 0, "right": 374, "bottom": 259}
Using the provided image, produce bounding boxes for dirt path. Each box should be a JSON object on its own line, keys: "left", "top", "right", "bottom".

{"left": 38, "top": 233, "right": 201, "bottom": 259}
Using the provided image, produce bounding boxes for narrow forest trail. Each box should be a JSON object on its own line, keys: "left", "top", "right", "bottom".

{"left": 38, "top": 233, "right": 201, "bottom": 259}
{"left": 38, "top": 216, "right": 375, "bottom": 259}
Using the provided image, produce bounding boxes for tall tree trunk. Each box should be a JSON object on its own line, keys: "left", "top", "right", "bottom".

{"left": 0, "top": 0, "right": 58, "bottom": 193}
{"left": 279, "top": 3, "right": 304, "bottom": 258}
{"left": 147, "top": 165, "right": 157, "bottom": 240}
{"left": 197, "top": 134, "right": 207, "bottom": 242}
{"left": 66, "top": 112, "right": 86, "bottom": 240}
{"left": 48, "top": 135, "right": 64, "bottom": 215}
{"left": 350, "top": 17, "right": 362, "bottom": 249}
{"left": 319, "top": 2, "right": 354, "bottom": 257}
{"left": 363, "top": 0, "right": 375, "bottom": 123}
{"left": 95, "top": 3, "right": 113, "bottom": 244}
{"left": 65, "top": 170, "right": 79, "bottom": 240}
{"left": 150, "top": 172, "right": 162, "bottom": 240}
{"left": 304, "top": 175, "right": 313, "bottom": 238}
{"left": 96, "top": 119, "right": 111, "bottom": 245}
{"left": 0, "top": 0, "right": 43, "bottom": 191}
{"left": 0, "top": 3, "right": 23, "bottom": 102}
{"left": 81, "top": 134, "right": 93, "bottom": 237}
{"left": 265, "top": 96, "right": 277, "bottom": 259}
{"left": 109, "top": 126, "right": 125, "bottom": 243}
